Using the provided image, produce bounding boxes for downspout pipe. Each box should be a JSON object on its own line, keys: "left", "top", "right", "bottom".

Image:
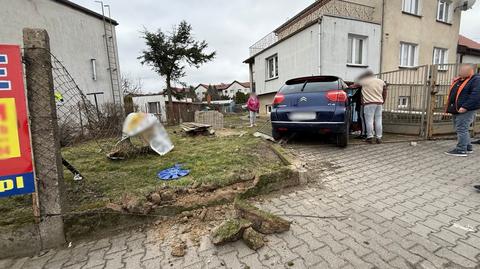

{"left": 379, "top": 0, "right": 386, "bottom": 73}
{"left": 318, "top": 18, "right": 322, "bottom": 75}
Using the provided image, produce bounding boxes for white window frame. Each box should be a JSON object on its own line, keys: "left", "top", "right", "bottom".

{"left": 402, "top": 0, "right": 421, "bottom": 15}
{"left": 398, "top": 96, "right": 410, "bottom": 109}
{"left": 347, "top": 34, "right": 368, "bottom": 66}
{"left": 148, "top": 102, "right": 161, "bottom": 114}
{"left": 436, "top": 0, "right": 452, "bottom": 23}
{"left": 266, "top": 54, "right": 278, "bottom": 80}
{"left": 399, "top": 42, "right": 418, "bottom": 68}
{"left": 433, "top": 47, "right": 448, "bottom": 70}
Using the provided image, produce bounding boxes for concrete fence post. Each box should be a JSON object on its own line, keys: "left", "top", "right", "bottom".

{"left": 23, "top": 28, "right": 66, "bottom": 249}
{"left": 425, "top": 66, "right": 439, "bottom": 140}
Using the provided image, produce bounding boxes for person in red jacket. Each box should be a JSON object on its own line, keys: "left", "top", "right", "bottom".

{"left": 246, "top": 92, "right": 260, "bottom": 127}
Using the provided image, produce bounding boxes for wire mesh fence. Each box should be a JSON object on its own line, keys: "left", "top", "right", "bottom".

{"left": 0, "top": 47, "right": 152, "bottom": 229}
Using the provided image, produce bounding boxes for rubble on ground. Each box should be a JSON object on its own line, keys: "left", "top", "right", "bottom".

{"left": 170, "top": 239, "right": 187, "bottom": 257}
{"left": 211, "top": 219, "right": 252, "bottom": 245}
{"left": 234, "top": 199, "right": 290, "bottom": 234}
{"left": 242, "top": 227, "right": 265, "bottom": 250}
{"left": 208, "top": 199, "right": 290, "bottom": 250}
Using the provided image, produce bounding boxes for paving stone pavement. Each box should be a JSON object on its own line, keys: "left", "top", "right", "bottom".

{"left": 1, "top": 140, "right": 480, "bottom": 269}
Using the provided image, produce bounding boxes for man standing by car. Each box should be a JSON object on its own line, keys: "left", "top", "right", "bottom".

{"left": 359, "top": 70, "right": 387, "bottom": 144}
{"left": 445, "top": 64, "right": 480, "bottom": 157}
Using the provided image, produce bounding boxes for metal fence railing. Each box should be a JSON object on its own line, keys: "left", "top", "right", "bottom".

{"left": 376, "top": 63, "right": 479, "bottom": 138}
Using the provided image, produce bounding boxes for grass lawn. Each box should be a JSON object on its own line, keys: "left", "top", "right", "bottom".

{"left": 0, "top": 122, "right": 282, "bottom": 229}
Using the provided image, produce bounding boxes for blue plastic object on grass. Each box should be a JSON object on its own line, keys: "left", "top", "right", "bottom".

{"left": 157, "top": 164, "right": 190, "bottom": 180}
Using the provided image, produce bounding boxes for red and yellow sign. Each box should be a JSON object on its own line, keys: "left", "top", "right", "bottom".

{"left": 0, "top": 45, "right": 35, "bottom": 198}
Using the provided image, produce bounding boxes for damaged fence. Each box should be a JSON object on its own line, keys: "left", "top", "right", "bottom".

{"left": 0, "top": 29, "right": 154, "bottom": 257}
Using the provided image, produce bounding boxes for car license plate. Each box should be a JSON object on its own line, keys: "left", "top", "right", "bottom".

{"left": 288, "top": 112, "right": 316, "bottom": 121}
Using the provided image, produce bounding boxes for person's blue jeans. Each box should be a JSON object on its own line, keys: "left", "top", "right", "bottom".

{"left": 364, "top": 104, "right": 383, "bottom": 139}
{"left": 453, "top": 110, "right": 477, "bottom": 151}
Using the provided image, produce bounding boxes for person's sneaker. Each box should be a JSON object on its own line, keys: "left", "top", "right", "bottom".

{"left": 467, "top": 148, "right": 474, "bottom": 154}
{"left": 355, "top": 135, "right": 367, "bottom": 140}
{"left": 445, "top": 149, "right": 468, "bottom": 157}
{"left": 376, "top": 138, "right": 383, "bottom": 144}
{"left": 365, "top": 138, "right": 374, "bottom": 144}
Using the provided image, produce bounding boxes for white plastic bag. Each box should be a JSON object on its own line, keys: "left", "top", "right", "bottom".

{"left": 122, "top": 113, "right": 174, "bottom": 156}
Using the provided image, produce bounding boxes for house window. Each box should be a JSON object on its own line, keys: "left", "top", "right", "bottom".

{"left": 266, "top": 105, "right": 272, "bottom": 114}
{"left": 148, "top": 102, "right": 161, "bottom": 114}
{"left": 347, "top": 35, "right": 367, "bottom": 65}
{"left": 433, "top": 47, "right": 448, "bottom": 69}
{"left": 398, "top": 96, "right": 410, "bottom": 109}
{"left": 266, "top": 55, "right": 278, "bottom": 80}
{"left": 400, "top": 42, "right": 418, "bottom": 68}
{"left": 437, "top": 0, "right": 451, "bottom": 23}
{"left": 402, "top": 0, "right": 421, "bottom": 15}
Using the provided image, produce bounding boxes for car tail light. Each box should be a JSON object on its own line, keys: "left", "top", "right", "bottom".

{"left": 273, "top": 93, "right": 285, "bottom": 105}
{"left": 326, "top": 90, "right": 347, "bottom": 103}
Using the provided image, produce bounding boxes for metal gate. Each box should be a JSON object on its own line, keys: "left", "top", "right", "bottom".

{"left": 377, "top": 63, "right": 479, "bottom": 139}
{"left": 377, "top": 65, "right": 430, "bottom": 137}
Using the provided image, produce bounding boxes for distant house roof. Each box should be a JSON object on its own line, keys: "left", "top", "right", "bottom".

{"left": 228, "top": 81, "right": 251, "bottom": 89}
{"left": 159, "top": 87, "right": 192, "bottom": 95}
{"left": 459, "top": 35, "right": 480, "bottom": 50}
{"left": 458, "top": 35, "right": 480, "bottom": 57}
{"left": 53, "top": 0, "right": 119, "bottom": 25}
{"left": 196, "top": 83, "right": 230, "bottom": 91}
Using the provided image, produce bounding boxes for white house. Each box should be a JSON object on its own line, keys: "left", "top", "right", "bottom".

{"left": 132, "top": 94, "right": 168, "bottom": 123}
{"left": 458, "top": 35, "right": 480, "bottom": 65}
{"left": 244, "top": 1, "right": 381, "bottom": 114}
{"left": 0, "top": 0, "right": 122, "bottom": 107}
{"left": 194, "top": 83, "right": 230, "bottom": 100}
{"left": 194, "top": 84, "right": 209, "bottom": 101}
{"left": 222, "top": 81, "right": 251, "bottom": 98}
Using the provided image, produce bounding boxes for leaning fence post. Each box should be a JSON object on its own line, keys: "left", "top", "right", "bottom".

{"left": 23, "top": 28, "right": 66, "bottom": 249}
{"left": 425, "top": 66, "right": 439, "bottom": 140}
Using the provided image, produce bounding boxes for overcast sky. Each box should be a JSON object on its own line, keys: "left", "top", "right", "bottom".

{"left": 71, "top": 0, "right": 480, "bottom": 93}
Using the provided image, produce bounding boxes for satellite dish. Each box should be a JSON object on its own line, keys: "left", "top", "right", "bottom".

{"left": 457, "top": 0, "right": 476, "bottom": 11}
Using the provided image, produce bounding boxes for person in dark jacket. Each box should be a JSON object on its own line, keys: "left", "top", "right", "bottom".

{"left": 445, "top": 64, "right": 480, "bottom": 157}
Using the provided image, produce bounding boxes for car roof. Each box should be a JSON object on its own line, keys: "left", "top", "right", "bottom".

{"left": 285, "top": 76, "right": 341, "bottom": 85}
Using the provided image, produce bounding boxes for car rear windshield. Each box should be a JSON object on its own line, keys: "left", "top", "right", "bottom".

{"left": 279, "top": 80, "right": 340, "bottom": 94}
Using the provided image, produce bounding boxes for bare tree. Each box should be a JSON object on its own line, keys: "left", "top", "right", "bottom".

{"left": 121, "top": 73, "right": 143, "bottom": 95}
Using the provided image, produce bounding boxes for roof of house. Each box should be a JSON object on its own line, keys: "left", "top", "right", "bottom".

{"left": 459, "top": 35, "right": 480, "bottom": 50}
{"left": 228, "top": 81, "right": 251, "bottom": 89}
{"left": 274, "top": 0, "right": 330, "bottom": 33}
{"left": 53, "top": 0, "right": 119, "bottom": 25}
{"left": 196, "top": 83, "right": 230, "bottom": 91}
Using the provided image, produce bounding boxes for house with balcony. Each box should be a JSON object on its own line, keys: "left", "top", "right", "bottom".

{"left": 244, "top": 0, "right": 382, "bottom": 114}
{"left": 245, "top": 0, "right": 473, "bottom": 115}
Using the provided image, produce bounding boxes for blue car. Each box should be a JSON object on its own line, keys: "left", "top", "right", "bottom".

{"left": 270, "top": 76, "right": 352, "bottom": 147}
